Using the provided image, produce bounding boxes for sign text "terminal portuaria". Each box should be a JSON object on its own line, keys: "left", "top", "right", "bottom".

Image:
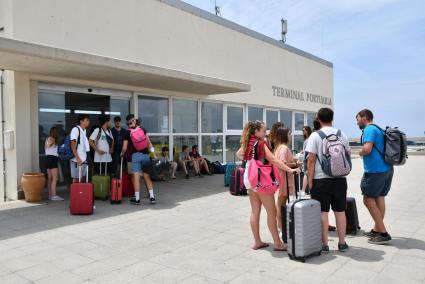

{"left": 272, "top": 86, "right": 332, "bottom": 106}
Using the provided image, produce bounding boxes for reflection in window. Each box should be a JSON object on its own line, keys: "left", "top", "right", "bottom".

{"left": 227, "top": 106, "right": 243, "bottom": 130}
{"left": 225, "top": 135, "right": 241, "bottom": 162}
{"left": 202, "top": 102, "right": 223, "bottom": 133}
{"left": 266, "top": 110, "right": 278, "bottom": 130}
{"left": 280, "top": 110, "right": 292, "bottom": 130}
{"left": 248, "top": 106, "right": 263, "bottom": 122}
{"left": 173, "top": 136, "right": 198, "bottom": 161}
{"left": 293, "top": 135, "right": 304, "bottom": 153}
{"left": 173, "top": 99, "right": 198, "bottom": 133}
{"left": 138, "top": 96, "right": 169, "bottom": 133}
{"left": 307, "top": 112, "right": 317, "bottom": 130}
{"left": 295, "top": 113, "right": 305, "bottom": 131}
{"left": 149, "top": 136, "right": 169, "bottom": 157}
{"left": 202, "top": 135, "right": 223, "bottom": 162}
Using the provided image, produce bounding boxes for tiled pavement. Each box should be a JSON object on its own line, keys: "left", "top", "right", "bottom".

{"left": 1, "top": 156, "right": 425, "bottom": 284}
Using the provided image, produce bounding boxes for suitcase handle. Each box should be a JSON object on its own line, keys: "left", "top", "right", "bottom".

{"left": 285, "top": 172, "right": 299, "bottom": 203}
{"left": 120, "top": 157, "right": 123, "bottom": 180}
{"left": 99, "top": 154, "right": 108, "bottom": 176}
{"left": 78, "top": 163, "right": 89, "bottom": 183}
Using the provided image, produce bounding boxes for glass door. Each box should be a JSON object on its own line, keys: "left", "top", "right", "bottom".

{"left": 38, "top": 90, "right": 130, "bottom": 185}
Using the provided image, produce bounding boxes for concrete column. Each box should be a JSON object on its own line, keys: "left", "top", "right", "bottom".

{"left": 3, "top": 71, "right": 32, "bottom": 201}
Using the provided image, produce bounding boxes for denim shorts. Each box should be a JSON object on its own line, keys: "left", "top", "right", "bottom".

{"left": 361, "top": 167, "right": 394, "bottom": 197}
{"left": 131, "top": 152, "right": 151, "bottom": 174}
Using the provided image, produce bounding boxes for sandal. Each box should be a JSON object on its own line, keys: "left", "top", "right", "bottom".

{"left": 252, "top": 243, "right": 269, "bottom": 250}
{"left": 273, "top": 244, "right": 288, "bottom": 251}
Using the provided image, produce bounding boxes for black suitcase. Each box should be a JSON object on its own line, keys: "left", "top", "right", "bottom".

{"left": 346, "top": 197, "right": 360, "bottom": 235}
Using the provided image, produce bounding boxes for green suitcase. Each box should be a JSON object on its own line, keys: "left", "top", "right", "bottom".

{"left": 92, "top": 162, "right": 110, "bottom": 200}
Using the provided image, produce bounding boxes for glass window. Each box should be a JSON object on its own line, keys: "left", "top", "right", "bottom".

{"left": 173, "top": 99, "right": 198, "bottom": 133}
{"left": 225, "top": 135, "right": 241, "bottom": 162}
{"left": 307, "top": 112, "right": 317, "bottom": 130}
{"left": 266, "top": 110, "right": 279, "bottom": 130}
{"left": 149, "top": 136, "right": 169, "bottom": 157}
{"left": 201, "top": 102, "right": 223, "bottom": 133}
{"left": 294, "top": 113, "right": 305, "bottom": 131}
{"left": 280, "top": 110, "right": 292, "bottom": 130}
{"left": 293, "top": 135, "right": 304, "bottom": 153}
{"left": 109, "top": 99, "right": 130, "bottom": 119}
{"left": 248, "top": 106, "right": 263, "bottom": 122}
{"left": 227, "top": 106, "right": 243, "bottom": 130}
{"left": 202, "top": 135, "right": 223, "bottom": 162}
{"left": 173, "top": 136, "right": 198, "bottom": 161}
{"left": 138, "top": 96, "right": 169, "bottom": 133}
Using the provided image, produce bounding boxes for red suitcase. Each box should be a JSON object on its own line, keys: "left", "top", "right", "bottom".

{"left": 110, "top": 158, "right": 123, "bottom": 204}
{"left": 122, "top": 172, "right": 134, "bottom": 197}
{"left": 70, "top": 165, "right": 94, "bottom": 215}
{"left": 229, "top": 167, "right": 247, "bottom": 196}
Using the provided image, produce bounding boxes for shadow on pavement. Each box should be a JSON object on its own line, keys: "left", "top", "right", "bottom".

{"left": 0, "top": 174, "right": 227, "bottom": 241}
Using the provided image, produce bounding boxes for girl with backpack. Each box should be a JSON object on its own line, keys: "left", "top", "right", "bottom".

{"left": 236, "top": 121, "right": 299, "bottom": 251}
{"left": 45, "top": 127, "right": 64, "bottom": 201}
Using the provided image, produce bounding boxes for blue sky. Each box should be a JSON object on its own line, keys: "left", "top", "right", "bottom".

{"left": 183, "top": 0, "right": 425, "bottom": 138}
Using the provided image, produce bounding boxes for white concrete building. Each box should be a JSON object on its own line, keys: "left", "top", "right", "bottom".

{"left": 0, "top": 0, "right": 333, "bottom": 202}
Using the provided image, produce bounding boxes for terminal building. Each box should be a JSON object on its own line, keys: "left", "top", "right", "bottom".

{"left": 0, "top": 0, "right": 333, "bottom": 202}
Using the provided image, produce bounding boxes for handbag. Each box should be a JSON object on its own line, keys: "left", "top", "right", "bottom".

{"left": 247, "top": 141, "right": 281, "bottom": 195}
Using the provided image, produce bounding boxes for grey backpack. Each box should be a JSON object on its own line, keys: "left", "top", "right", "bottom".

{"left": 367, "top": 125, "right": 407, "bottom": 166}
{"left": 317, "top": 130, "right": 352, "bottom": 177}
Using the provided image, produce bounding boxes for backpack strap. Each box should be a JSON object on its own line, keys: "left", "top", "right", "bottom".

{"left": 363, "top": 124, "right": 385, "bottom": 158}
{"left": 336, "top": 129, "right": 341, "bottom": 137}
{"left": 317, "top": 130, "right": 326, "bottom": 140}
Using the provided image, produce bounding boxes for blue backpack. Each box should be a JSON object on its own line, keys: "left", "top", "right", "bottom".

{"left": 58, "top": 128, "right": 80, "bottom": 161}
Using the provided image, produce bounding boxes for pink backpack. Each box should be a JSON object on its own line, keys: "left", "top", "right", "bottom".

{"left": 247, "top": 141, "right": 281, "bottom": 195}
{"left": 129, "top": 127, "right": 148, "bottom": 151}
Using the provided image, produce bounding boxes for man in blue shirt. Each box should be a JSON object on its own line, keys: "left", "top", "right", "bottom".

{"left": 357, "top": 109, "right": 393, "bottom": 245}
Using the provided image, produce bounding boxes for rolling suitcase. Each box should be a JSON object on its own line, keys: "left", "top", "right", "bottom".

{"left": 70, "top": 165, "right": 94, "bottom": 215}
{"left": 224, "top": 162, "right": 236, "bottom": 187}
{"left": 286, "top": 173, "right": 322, "bottom": 262}
{"left": 229, "top": 167, "right": 247, "bottom": 195}
{"left": 92, "top": 159, "right": 110, "bottom": 200}
{"left": 122, "top": 172, "right": 134, "bottom": 197}
{"left": 110, "top": 158, "right": 123, "bottom": 204}
{"left": 346, "top": 197, "right": 360, "bottom": 235}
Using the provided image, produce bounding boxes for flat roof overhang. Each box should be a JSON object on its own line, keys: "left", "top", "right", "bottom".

{"left": 0, "top": 37, "right": 251, "bottom": 95}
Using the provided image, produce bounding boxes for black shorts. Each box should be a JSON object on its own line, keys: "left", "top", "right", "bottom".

{"left": 361, "top": 167, "right": 394, "bottom": 197}
{"left": 311, "top": 178, "right": 347, "bottom": 212}
{"left": 46, "top": 155, "right": 59, "bottom": 169}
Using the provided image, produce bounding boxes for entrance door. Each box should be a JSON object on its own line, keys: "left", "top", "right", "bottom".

{"left": 38, "top": 90, "right": 130, "bottom": 185}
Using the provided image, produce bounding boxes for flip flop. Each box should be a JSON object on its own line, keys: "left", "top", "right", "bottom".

{"left": 252, "top": 243, "right": 269, "bottom": 250}
{"left": 273, "top": 245, "right": 288, "bottom": 252}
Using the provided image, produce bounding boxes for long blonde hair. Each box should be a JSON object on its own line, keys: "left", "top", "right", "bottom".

{"left": 240, "top": 120, "right": 264, "bottom": 152}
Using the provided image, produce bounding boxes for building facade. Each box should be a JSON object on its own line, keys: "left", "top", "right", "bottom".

{"left": 0, "top": 0, "right": 333, "bottom": 202}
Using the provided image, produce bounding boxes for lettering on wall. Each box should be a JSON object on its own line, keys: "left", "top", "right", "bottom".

{"left": 272, "top": 86, "right": 332, "bottom": 106}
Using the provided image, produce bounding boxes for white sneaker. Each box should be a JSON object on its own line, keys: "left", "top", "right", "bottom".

{"left": 50, "top": 195, "right": 64, "bottom": 201}
{"left": 300, "top": 191, "right": 306, "bottom": 198}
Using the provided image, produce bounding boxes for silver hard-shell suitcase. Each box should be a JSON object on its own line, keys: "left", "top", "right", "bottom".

{"left": 285, "top": 172, "right": 322, "bottom": 262}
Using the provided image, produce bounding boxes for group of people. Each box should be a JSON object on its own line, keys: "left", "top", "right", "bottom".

{"left": 44, "top": 113, "right": 212, "bottom": 205}
{"left": 237, "top": 107, "right": 394, "bottom": 253}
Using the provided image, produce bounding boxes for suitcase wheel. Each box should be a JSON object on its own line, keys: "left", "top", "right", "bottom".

{"left": 316, "top": 251, "right": 322, "bottom": 256}
{"left": 301, "top": 258, "right": 306, "bottom": 263}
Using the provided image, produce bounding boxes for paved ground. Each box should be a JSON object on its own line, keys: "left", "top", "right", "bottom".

{"left": 0, "top": 156, "right": 425, "bottom": 284}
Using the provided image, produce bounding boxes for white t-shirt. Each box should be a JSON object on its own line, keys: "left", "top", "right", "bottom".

{"left": 89, "top": 127, "right": 114, "bottom": 163}
{"left": 305, "top": 126, "right": 350, "bottom": 179}
{"left": 70, "top": 126, "right": 90, "bottom": 163}
{"left": 45, "top": 137, "right": 58, "bottom": 156}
